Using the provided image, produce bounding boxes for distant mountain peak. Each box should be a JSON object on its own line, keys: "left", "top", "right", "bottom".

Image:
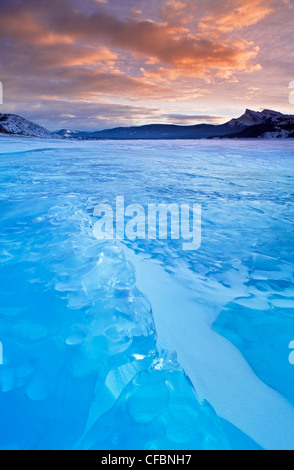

{"left": 228, "top": 108, "right": 291, "bottom": 128}
{"left": 229, "top": 109, "right": 263, "bottom": 127}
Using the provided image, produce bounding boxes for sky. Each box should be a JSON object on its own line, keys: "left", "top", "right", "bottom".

{"left": 0, "top": 0, "right": 293, "bottom": 131}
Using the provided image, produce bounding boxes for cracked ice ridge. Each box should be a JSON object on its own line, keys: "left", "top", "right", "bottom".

{"left": 0, "top": 197, "right": 229, "bottom": 450}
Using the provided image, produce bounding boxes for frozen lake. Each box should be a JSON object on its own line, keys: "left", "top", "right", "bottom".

{"left": 0, "top": 137, "right": 294, "bottom": 450}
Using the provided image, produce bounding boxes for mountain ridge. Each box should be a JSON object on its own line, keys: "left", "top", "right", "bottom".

{"left": 1, "top": 109, "right": 293, "bottom": 140}
{"left": 0, "top": 113, "right": 60, "bottom": 139}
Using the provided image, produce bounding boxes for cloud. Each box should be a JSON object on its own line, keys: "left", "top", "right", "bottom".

{"left": 163, "top": 113, "right": 226, "bottom": 124}
{"left": 0, "top": 0, "right": 263, "bottom": 76}
{"left": 1, "top": 66, "right": 175, "bottom": 103}
{"left": 0, "top": 0, "right": 293, "bottom": 128}
{"left": 2, "top": 98, "right": 164, "bottom": 131}
{"left": 199, "top": 0, "right": 275, "bottom": 33}
{"left": 49, "top": 9, "right": 263, "bottom": 75}
{"left": 160, "top": 0, "right": 197, "bottom": 25}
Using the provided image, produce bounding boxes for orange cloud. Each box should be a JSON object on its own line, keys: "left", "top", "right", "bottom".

{"left": 0, "top": 10, "right": 74, "bottom": 45}
{"left": 1, "top": 0, "right": 293, "bottom": 129}
{"left": 0, "top": 0, "right": 264, "bottom": 78}
{"left": 199, "top": 0, "right": 275, "bottom": 33}
{"left": 45, "top": 47, "right": 119, "bottom": 70}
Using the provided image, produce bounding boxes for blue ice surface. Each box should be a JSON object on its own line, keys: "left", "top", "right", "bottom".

{"left": 0, "top": 136, "right": 293, "bottom": 450}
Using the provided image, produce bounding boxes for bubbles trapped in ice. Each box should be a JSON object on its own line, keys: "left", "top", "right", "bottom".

{"left": 0, "top": 139, "right": 293, "bottom": 449}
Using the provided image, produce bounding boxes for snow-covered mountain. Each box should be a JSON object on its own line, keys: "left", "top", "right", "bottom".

{"left": 225, "top": 109, "right": 294, "bottom": 139}
{"left": 56, "top": 109, "right": 294, "bottom": 140}
{"left": 228, "top": 109, "right": 286, "bottom": 127}
{"left": 228, "top": 108, "right": 293, "bottom": 128}
{"left": 0, "top": 114, "right": 58, "bottom": 138}
{"left": 1, "top": 109, "right": 293, "bottom": 139}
